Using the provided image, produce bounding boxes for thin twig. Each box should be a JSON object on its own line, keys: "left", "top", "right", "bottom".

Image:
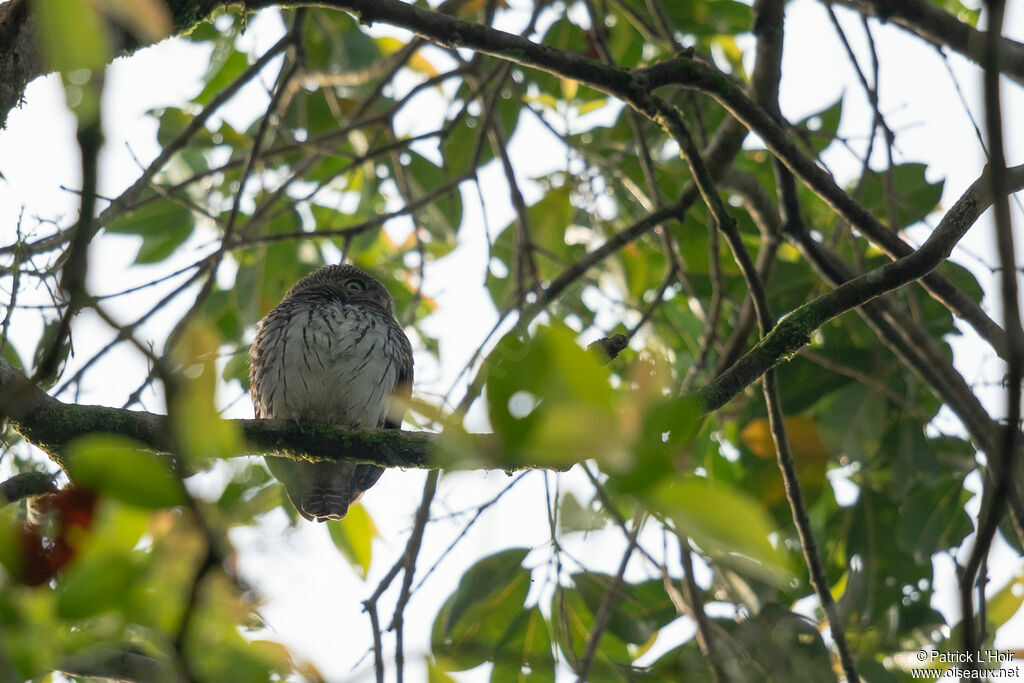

{"left": 389, "top": 470, "right": 439, "bottom": 683}
{"left": 959, "top": 0, "right": 1021, "bottom": 667}
{"left": 575, "top": 512, "right": 642, "bottom": 682}
{"left": 679, "top": 534, "right": 725, "bottom": 683}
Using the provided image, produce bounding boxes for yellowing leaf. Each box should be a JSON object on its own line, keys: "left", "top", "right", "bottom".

{"left": 713, "top": 36, "right": 744, "bottom": 66}
{"left": 104, "top": 0, "right": 173, "bottom": 43}
{"left": 777, "top": 243, "right": 802, "bottom": 262}
{"left": 376, "top": 37, "right": 404, "bottom": 55}
{"left": 577, "top": 98, "right": 609, "bottom": 116}
{"left": 561, "top": 77, "right": 579, "bottom": 100}
{"left": 427, "top": 660, "right": 458, "bottom": 683}
{"left": 524, "top": 92, "right": 559, "bottom": 110}
{"left": 408, "top": 52, "right": 439, "bottom": 78}
{"left": 375, "top": 37, "right": 439, "bottom": 78}
{"left": 987, "top": 570, "right": 1024, "bottom": 628}
{"left": 741, "top": 416, "right": 830, "bottom": 462}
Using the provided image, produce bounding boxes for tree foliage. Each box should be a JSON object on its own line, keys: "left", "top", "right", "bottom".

{"left": 1, "top": 0, "right": 1023, "bottom": 681}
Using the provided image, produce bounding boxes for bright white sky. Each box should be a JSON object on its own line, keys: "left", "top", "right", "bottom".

{"left": 1, "top": 1, "right": 1024, "bottom": 680}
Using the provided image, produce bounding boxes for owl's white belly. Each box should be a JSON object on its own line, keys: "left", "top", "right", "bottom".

{"left": 253, "top": 304, "right": 402, "bottom": 428}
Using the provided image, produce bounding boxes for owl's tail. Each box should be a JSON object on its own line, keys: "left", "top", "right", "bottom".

{"left": 265, "top": 458, "right": 384, "bottom": 522}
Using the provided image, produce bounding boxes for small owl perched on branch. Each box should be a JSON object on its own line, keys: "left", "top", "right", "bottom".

{"left": 249, "top": 265, "right": 413, "bottom": 522}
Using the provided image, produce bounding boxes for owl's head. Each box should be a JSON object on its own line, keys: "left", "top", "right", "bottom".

{"left": 286, "top": 264, "right": 396, "bottom": 315}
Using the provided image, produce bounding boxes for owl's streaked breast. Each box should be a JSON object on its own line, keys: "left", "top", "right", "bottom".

{"left": 251, "top": 301, "right": 405, "bottom": 428}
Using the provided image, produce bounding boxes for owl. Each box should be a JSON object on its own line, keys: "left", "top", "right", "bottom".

{"left": 249, "top": 264, "right": 413, "bottom": 522}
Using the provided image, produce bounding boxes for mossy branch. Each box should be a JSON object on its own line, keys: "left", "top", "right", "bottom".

{"left": 0, "top": 357, "right": 443, "bottom": 472}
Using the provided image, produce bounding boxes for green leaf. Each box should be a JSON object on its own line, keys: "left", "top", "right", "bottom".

{"left": 281, "top": 89, "right": 344, "bottom": 137}
{"left": 105, "top": 200, "right": 195, "bottom": 265}
{"left": 327, "top": 504, "right": 378, "bottom": 578}
{"left": 170, "top": 322, "right": 243, "bottom": 464}
{"left": 1, "top": 340, "right": 23, "bottom": 371}
{"left": 444, "top": 548, "right": 530, "bottom": 635}
{"left": 793, "top": 96, "right": 843, "bottom": 155}
{"left": 814, "top": 382, "right": 887, "bottom": 463}
{"left": 986, "top": 570, "right": 1024, "bottom": 630}
{"left": 612, "top": 395, "right": 702, "bottom": 494}
{"left": 303, "top": 9, "right": 381, "bottom": 73}
{"left": 34, "top": 0, "right": 111, "bottom": 72}
{"left": 399, "top": 152, "right": 463, "bottom": 254}
{"left": 491, "top": 607, "right": 555, "bottom": 683}
{"left": 234, "top": 229, "right": 316, "bottom": 326}
{"left": 645, "top": 638, "right": 713, "bottom": 681}
{"left": 183, "top": 573, "right": 294, "bottom": 682}
{"left": 937, "top": 259, "right": 984, "bottom": 307}
{"left": 732, "top": 604, "right": 833, "bottom": 679}
{"left": 487, "top": 186, "right": 588, "bottom": 308}
{"left": 56, "top": 550, "right": 144, "bottom": 618}
{"left": 843, "top": 487, "right": 944, "bottom": 632}
{"left": 432, "top": 548, "right": 532, "bottom": 671}
{"left": 898, "top": 480, "right": 972, "bottom": 563}
{"left": 549, "top": 585, "right": 632, "bottom": 675}
{"left": 559, "top": 493, "right": 608, "bottom": 534}
{"left": 650, "top": 605, "right": 831, "bottom": 680}
{"left": 648, "top": 477, "right": 793, "bottom": 582}
{"left": 195, "top": 48, "right": 249, "bottom": 107}
{"left": 442, "top": 115, "right": 489, "bottom": 179}
{"left": 154, "top": 107, "right": 202, "bottom": 147}
{"left": 857, "top": 162, "right": 944, "bottom": 228}
{"left": 484, "top": 322, "right": 619, "bottom": 468}
{"left": 66, "top": 435, "right": 184, "bottom": 509}
{"left": 200, "top": 289, "right": 244, "bottom": 341}
{"left": 428, "top": 659, "right": 459, "bottom": 683}
{"left": 0, "top": 507, "right": 24, "bottom": 581}
{"left": 31, "top": 317, "right": 71, "bottom": 387}
{"left": 571, "top": 573, "right": 678, "bottom": 645}
{"left": 662, "top": 1, "right": 752, "bottom": 36}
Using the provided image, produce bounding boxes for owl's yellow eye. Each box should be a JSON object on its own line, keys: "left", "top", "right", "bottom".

{"left": 345, "top": 279, "right": 366, "bottom": 291}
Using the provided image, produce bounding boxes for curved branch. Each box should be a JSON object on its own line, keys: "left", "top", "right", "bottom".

{"left": 699, "top": 163, "right": 1024, "bottom": 413}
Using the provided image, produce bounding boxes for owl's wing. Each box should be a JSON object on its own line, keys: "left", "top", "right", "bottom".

{"left": 383, "top": 340, "right": 413, "bottom": 430}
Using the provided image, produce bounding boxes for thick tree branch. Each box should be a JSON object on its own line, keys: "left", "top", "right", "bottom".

{"left": 0, "top": 356, "right": 444, "bottom": 471}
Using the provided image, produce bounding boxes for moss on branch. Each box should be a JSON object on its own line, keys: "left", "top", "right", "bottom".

{"left": 0, "top": 357, "right": 442, "bottom": 472}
